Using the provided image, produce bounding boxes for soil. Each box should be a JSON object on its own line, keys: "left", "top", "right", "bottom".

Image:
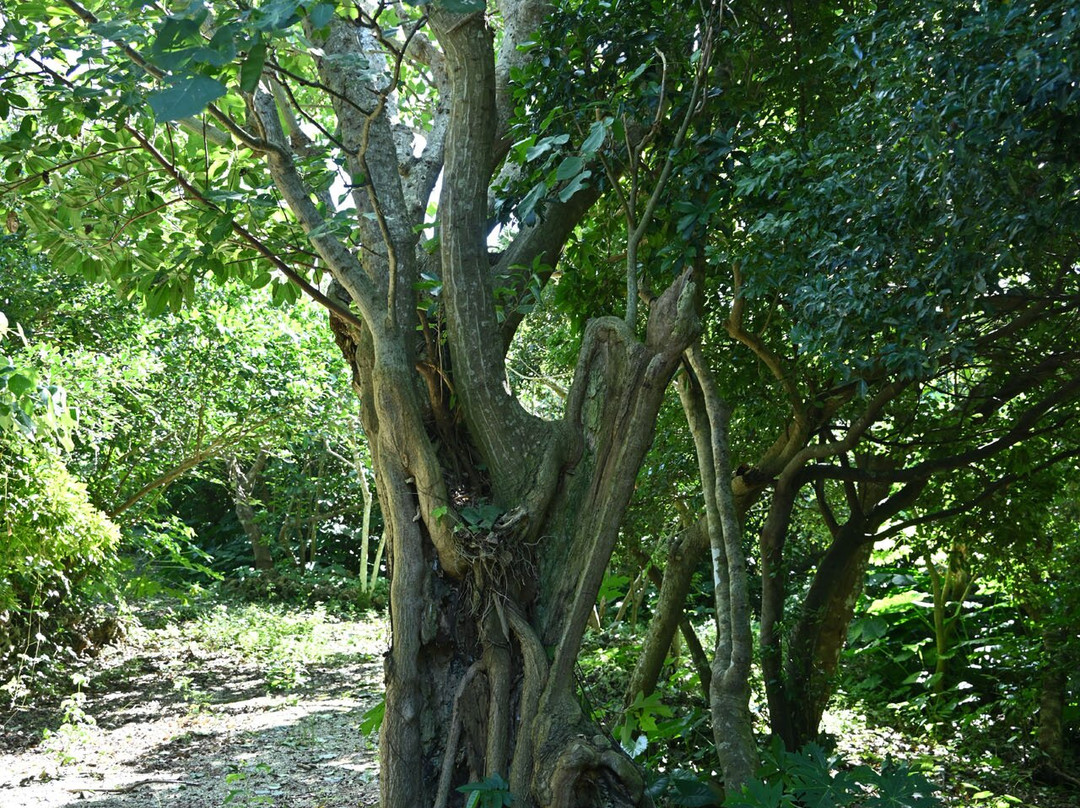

{"left": 0, "top": 611, "right": 386, "bottom": 808}
{"left": 3, "top": 609, "right": 1075, "bottom": 808}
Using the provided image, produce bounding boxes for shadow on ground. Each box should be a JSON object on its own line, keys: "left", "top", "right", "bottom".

{"left": 0, "top": 616, "right": 385, "bottom": 808}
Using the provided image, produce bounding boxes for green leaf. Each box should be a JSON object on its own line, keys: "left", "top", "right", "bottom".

{"left": 670, "top": 775, "right": 719, "bottom": 807}
{"left": 6, "top": 372, "right": 33, "bottom": 397}
{"left": 308, "top": 2, "right": 336, "bottom": 30}
{"left": 359, "top": 699, "right": 384, "bottom": 734}
{"left": 148, "top": 76, "right": 227, "bottom": 122}
{"left": 525, "top": 141, "right": 552, "bottom": 162}
{"left": 239, "top": 41, "right": 268, "bottom": 93}
{"left": 558, "top": 170, "right": 591, "bottom": 203}
{"left": 250, "top": 271, "right": 273, "bottom": 289}
{"left": 729, "top": 777, "right": 785, "bottom": 808}
{"left": 457, "top": 773, "right": 512, "bottom": 808}
{"left": 517, "top": 181, "right": 546, "bottom": 225}
{"left": 152, "top": 15, "right": 205, "bottom": 56}
{"left": 555, "top": 155, "right": 584, "bottom": 181}
{"left": 256, "top": 0, "right": 303, "bottom": 31}
{"left": 581, "top": 118, "right": 611, "bottom": 154}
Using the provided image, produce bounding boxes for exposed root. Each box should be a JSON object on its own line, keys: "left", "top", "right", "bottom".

{"left": 433, "top": 662, "right": 484, "bottom": 808}
{"left": 505, "top": 603, "right": 550, "bottom": 796}
{"left": 548, "top": 736, "right": 648, "bottom": 808}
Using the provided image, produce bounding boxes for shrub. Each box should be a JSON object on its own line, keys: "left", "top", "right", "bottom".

{"left": 217, "top": 564, "right": 387, "bottom": 614}
{"left": 0, "top": 439, "right": 121, "bottom": 685}
{"left": 726, "top": 739, "right": 941, "bottom": 808}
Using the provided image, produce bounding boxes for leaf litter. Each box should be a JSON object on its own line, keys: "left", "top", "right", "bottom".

{"left": 0, "top": 606, "right": 386, "bottom": 808}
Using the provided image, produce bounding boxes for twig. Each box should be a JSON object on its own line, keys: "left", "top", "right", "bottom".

{"left": 65, "top": 778, "right": 197, "bottom": 793}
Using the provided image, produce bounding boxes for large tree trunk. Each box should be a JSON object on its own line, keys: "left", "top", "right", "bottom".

{"left": 336, "top": 278, "right": 699, "bottom": 807}
{"left": 252, "top": 4, "right": 711, "bottom": 803}
{"left": 1037, "top": 629, "right": 1068, "bottom": 771}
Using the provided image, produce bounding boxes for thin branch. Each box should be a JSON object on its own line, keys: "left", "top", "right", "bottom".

{"left": 351, "top": 14, "right": 427, "bottom": 329}
{"left": 123, "top": 125, "right": 367, "bottom": 330}
{"left": 786, "top": 380, "right": 910, "bottom": 474}
{"left": 808, "top": 374, "right": 1080, "bottom": 484}
{"left": 0, "top": 143, "right": 143, "bottom": 193}
{"left": 103, "top": 195, "right": 187, "bottom": 245}
{"left": 620, "top": 2, "right": 723, "bottom": 327}
{"left": 875, "top": 445, "right": 1080, "bottom": 541}
{"left": 726, "top": 262, "right": 805, "bottom": 408}
{"left": 108, "top": 415, "right": 274, "bottom": 518}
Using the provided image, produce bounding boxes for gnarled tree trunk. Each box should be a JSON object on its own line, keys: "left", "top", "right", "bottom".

{"left": 248, "top": 3, "right": 716, "bottom": 803}
{"left": 333, "top": 276, "right": 699, "bottom": 808}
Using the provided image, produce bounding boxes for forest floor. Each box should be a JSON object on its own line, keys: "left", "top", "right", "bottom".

{"left": 0, "top": 602, "right": 386, "bottom": 808}
{"left": 1, "top": 600, "right": 1076, "bottom": 808}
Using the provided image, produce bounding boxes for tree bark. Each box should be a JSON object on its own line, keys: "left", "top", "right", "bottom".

{"left": 325, "top": 178, "right": 701, "bottom": 808}
{"left": 680, "top": 346, "right": 757, "bottom": 793}
{"left": 226, "top": 452, "right": 273, "bottom": 571}
{"left": 778, "top": 521, "right": 873, "bottom": 749}
{"left": 1037, "top": 628, "right": 1067, "bottom": 771}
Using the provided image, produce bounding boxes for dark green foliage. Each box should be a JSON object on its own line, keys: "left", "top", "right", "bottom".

{"left": 726, "top": 739, "right": 940, "bottom": 808}
{"left": 218, "top": 565, "right": 388, "bottom": 614}
{"left": 732, "top": 0, "right": 1080, "bottom": 382}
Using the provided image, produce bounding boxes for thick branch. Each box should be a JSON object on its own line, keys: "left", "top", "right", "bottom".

{"left": 432, "top": 9, "right": 550, "bottom": 502}
{"left": 250, "top": 91, "right": 383, "bottom": 325}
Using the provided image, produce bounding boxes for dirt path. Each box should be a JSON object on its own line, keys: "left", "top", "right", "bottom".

{"left": 0, "top": 609, "right": 386, "bottom": 808}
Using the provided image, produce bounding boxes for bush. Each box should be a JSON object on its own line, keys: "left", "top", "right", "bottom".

{"left": 726, "top": 739, "right": 941, "bottom": 808}
{"left": 0, "top": 439, "right": 121, "bottom": 683}
{"left": 217, "top": 564, "right": 388, "bottom": 614}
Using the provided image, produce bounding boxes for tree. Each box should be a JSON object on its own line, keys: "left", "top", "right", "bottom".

{"left": 3, "top": 0, "right": 726, "bottom": 804}
{"left": 620, "top": 0, "right": 1080, "bottom": 756}
{"left": 729, "top": 0, "right": 1080, "bottom": 750}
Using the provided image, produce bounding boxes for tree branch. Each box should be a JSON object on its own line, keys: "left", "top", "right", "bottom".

{"left": 807, "top": 373, "right": 1080, "bottom": 484}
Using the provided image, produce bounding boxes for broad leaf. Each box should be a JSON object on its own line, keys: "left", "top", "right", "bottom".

{"left": 148, "top": 75, "right": 227, "bottom": 122}
{"left": 239, "top": 41, "right": 268, "bottom": 93}
{"left": 555, "top": 155, "right": 584, "bottom": 181}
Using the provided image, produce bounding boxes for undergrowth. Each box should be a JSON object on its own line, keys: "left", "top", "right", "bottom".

{"left": 177, "top": 601, "right": 383, "bottom": 691}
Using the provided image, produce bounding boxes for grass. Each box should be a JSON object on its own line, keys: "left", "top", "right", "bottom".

{"left": 173, "top": 601, "right": 386, "bottom": 691}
